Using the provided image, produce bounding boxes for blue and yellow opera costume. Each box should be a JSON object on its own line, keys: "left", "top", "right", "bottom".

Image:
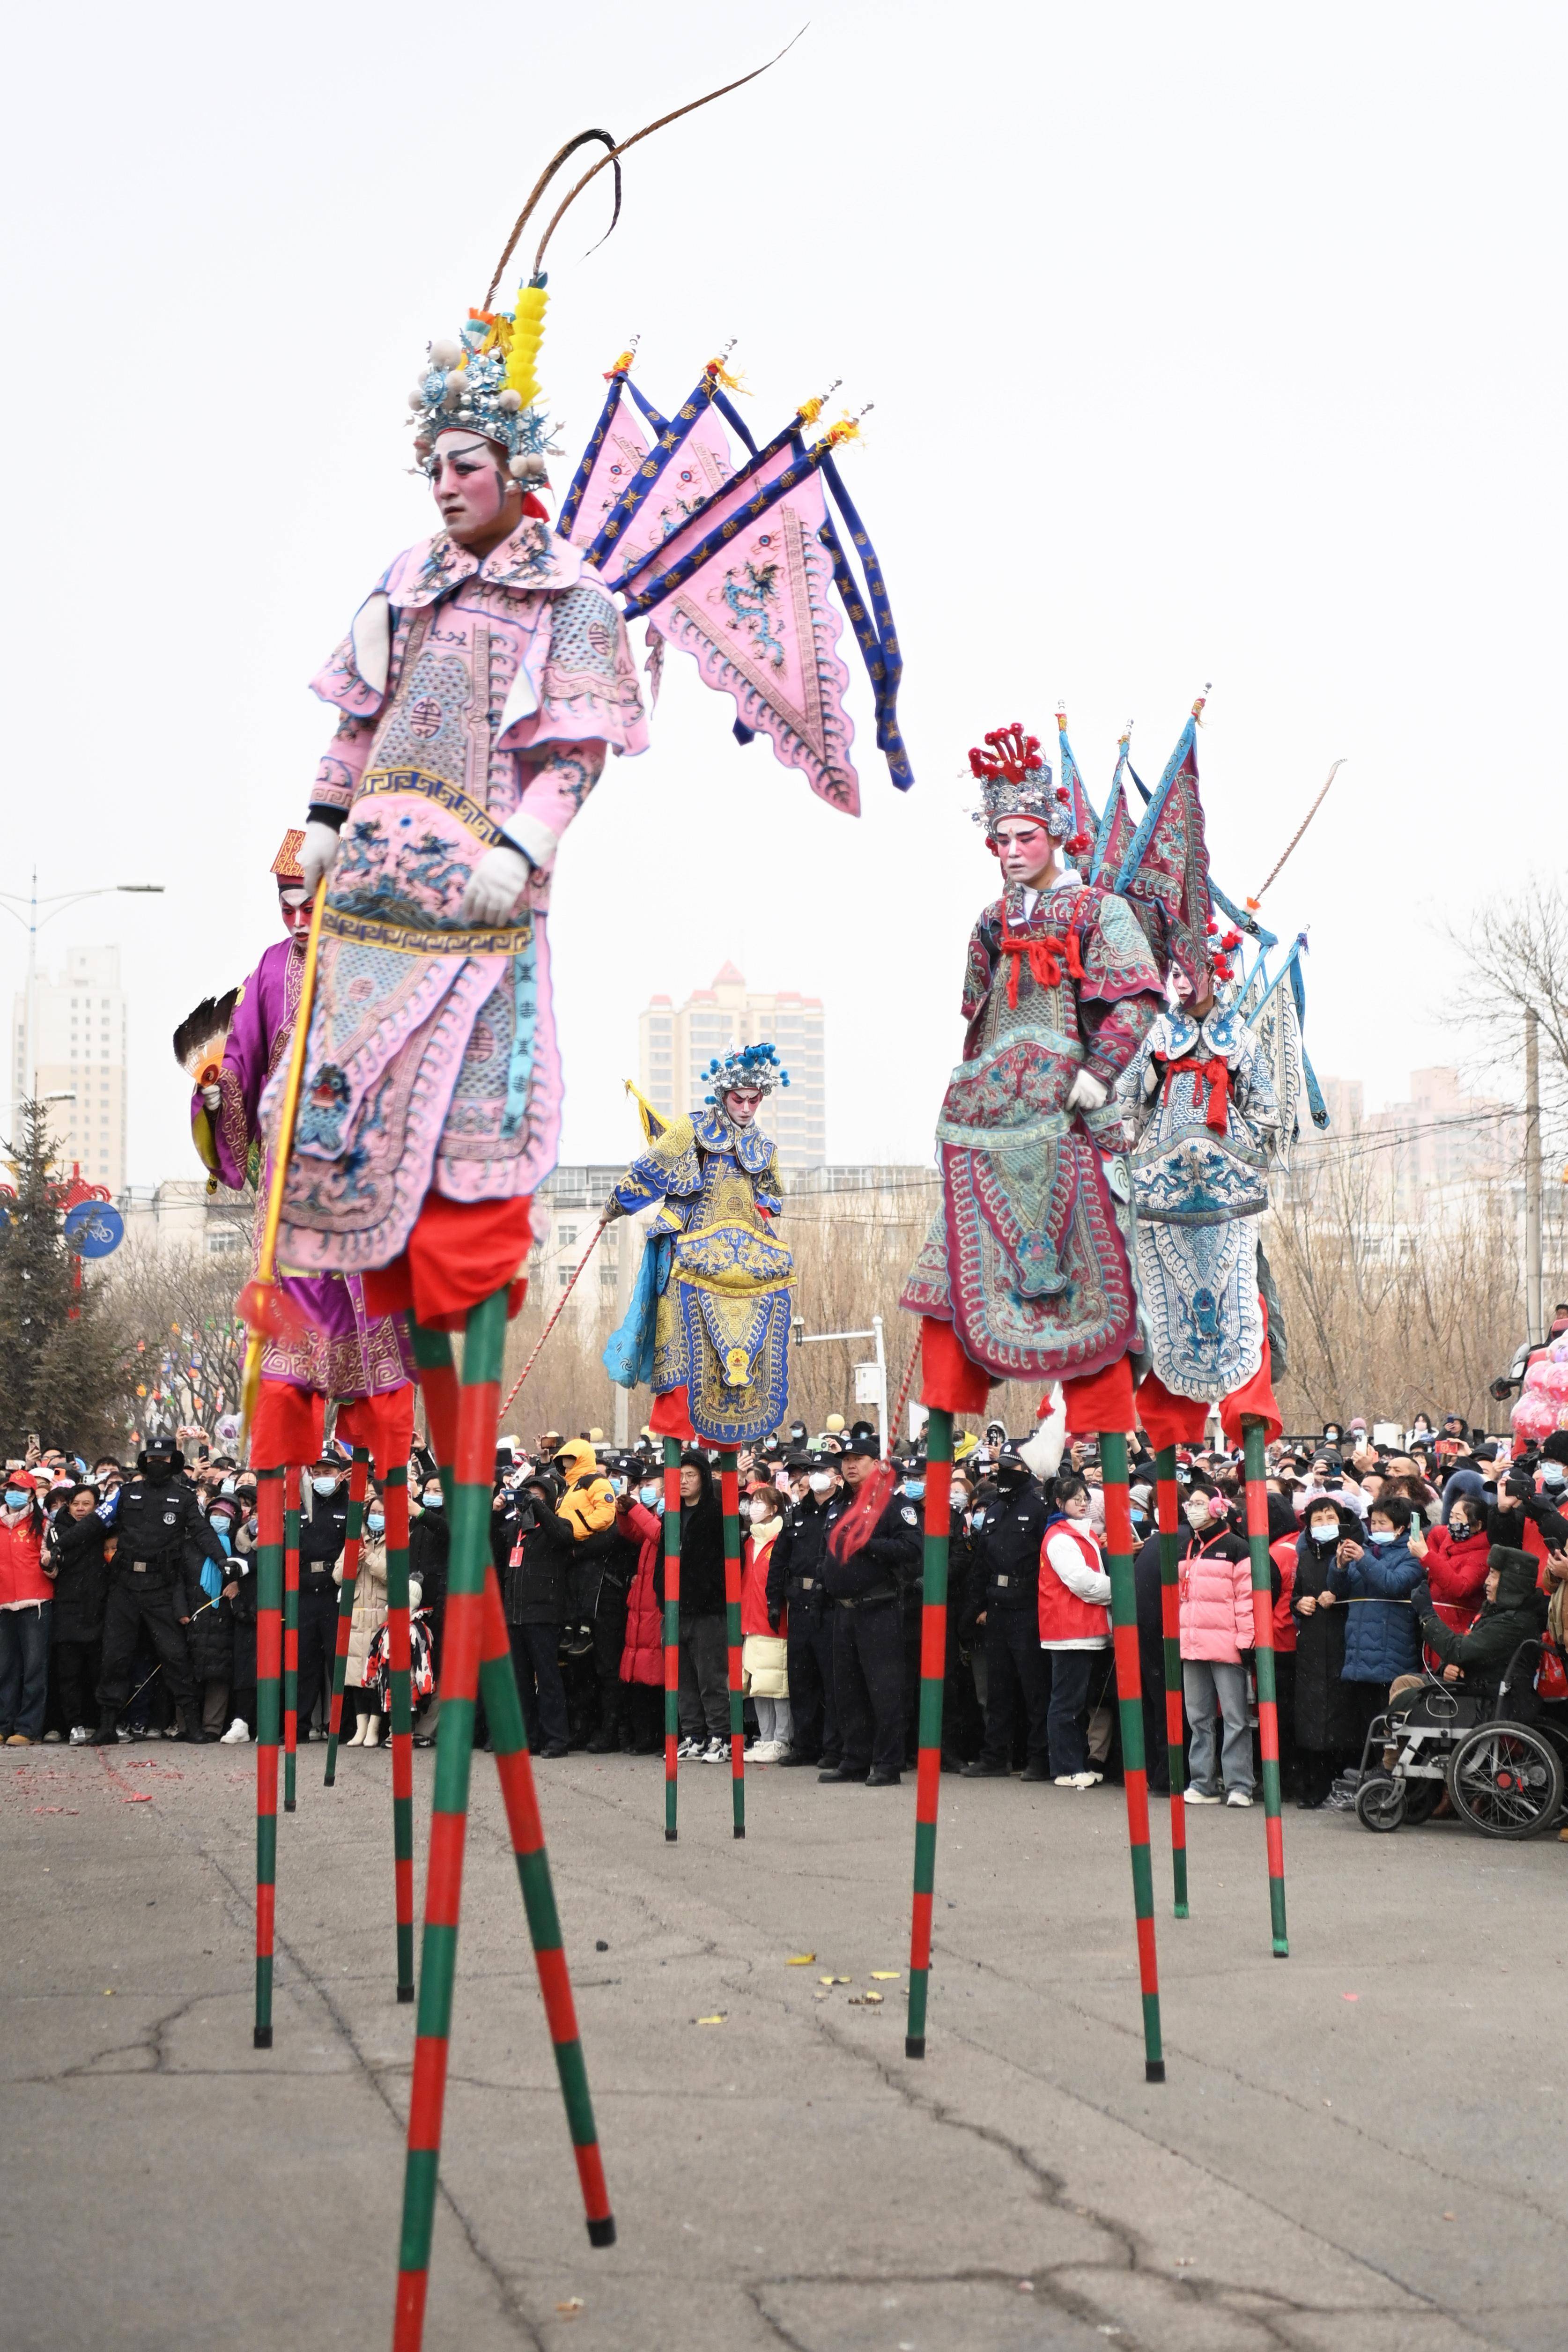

{"left": 603, "top": 1065, "right": 793, "bottom": 1448}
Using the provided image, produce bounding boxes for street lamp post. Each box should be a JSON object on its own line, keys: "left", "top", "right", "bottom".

{"left": 0, "top": 869, "right": 164, "bottom": 1135}
{"left": 790, "top": 1312, "right": 890, "bottom": 1452}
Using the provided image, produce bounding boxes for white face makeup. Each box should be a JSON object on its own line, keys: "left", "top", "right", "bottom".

{"left": 991, "top": 815, "right": 1059, "bottom": 890}
{"left": 429, "top": 429, "right": 518, "bottom": 546}
{"left": 722, "top": 1087, "right": 763, "bottom": 1128}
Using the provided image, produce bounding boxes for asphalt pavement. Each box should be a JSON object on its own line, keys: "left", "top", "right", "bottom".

{"left": 2, "top": 1738, "right": 1563, "bottom": 2352}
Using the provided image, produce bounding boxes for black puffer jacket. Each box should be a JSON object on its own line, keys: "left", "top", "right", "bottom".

{"left": 500, "top": 1482, "right": 573, "bottom": 1626}
{"left": 652, "top": 1453, "right": 726, "bottom": 1616}
{"left": 44, "top": 1511, "right": 111, "bottom": 1642}
{"left": 1417, "top": 1546, "right": 1548, "bottom": 1696}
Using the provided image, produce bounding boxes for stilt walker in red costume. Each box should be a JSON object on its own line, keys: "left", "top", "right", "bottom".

{"left": 899, "top": 713, "right": 1194, "bottom": 2078}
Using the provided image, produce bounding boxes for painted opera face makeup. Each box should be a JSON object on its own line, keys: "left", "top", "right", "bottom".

{"left": 723, "top": 1087, "right": 763, "bottom": 1129}
{"left": 991, "top": 816, "right": 1058, "bottom": 891}
{"left": 430, "top": 429, "right": 517, "bottom": 546}
{"left": 278, "top": 884, "right": 311, "bottom": 936}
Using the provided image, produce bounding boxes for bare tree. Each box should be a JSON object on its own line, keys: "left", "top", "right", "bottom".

{"left": 1448, "top": 880, "right": 1568, "bottom": 1117}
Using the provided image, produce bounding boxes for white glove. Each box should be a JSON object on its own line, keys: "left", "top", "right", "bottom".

{"left": 299, "top": 819, "right": 341, "bottom": 896}
{"left": 200, "top": 1084, "right": 222, "bottom": 1112}
{"left": 459, "top": 844, "right": 533, "bottom": 927}
{"left": 1066, "top": 1068, "right": 1109, "bottom": 1114}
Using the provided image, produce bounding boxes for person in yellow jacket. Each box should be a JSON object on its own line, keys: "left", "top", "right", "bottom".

{"left": 550, "top": 1441, "right": 617, "bottom": 1540}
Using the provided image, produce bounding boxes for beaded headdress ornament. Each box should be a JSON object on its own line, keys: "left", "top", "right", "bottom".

{"left": 704, "top": 1041, "right": 791, "bottom": 1102}
{"left": 968, "top": 723, "right": 1075, "bottom": 845}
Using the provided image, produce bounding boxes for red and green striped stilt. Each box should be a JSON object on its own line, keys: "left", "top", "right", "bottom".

{"left": 661, "top": 1436, "right": 682, "bottom": 1842}
{"left": 477, "top": 1569, "right": 614, "bottom": 2243}
{"left": 1242, "top": 1417, "right": 1289, "bottom": 1957}
{"left": 718, "top": 1449, "right": 746, "bottom": 1838}
{"left": 254, "top": 1465, "right": 284, "bottom": 2049}
{"left": 1152, "top": 1445, "right": 1190, "bottom": 1917}
{"left": 282, "top": 1462, "right": 301, "bottom": 1812}
{"left": 905, "top": 1405, "right": 953, "bottom": 2059}
{"left": 385, "top": 1462, "right": 417, "bottom": 2001}
{"left": 393, "top": 1289, "right": 612, "bottom": 2351}
{"left": 324, "top": 1446, "right": 369, "bottom": 1787}
{"left": 1101, "top": 1427, "right": 1166, "bottom": 2082}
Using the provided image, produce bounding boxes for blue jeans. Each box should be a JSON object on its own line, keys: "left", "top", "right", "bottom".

{"left": 0, "top": 1603, "right": 52, "bottom": 1739}
{"left": 1183, "top": 1658, "right": 1254, "bottom": 1796}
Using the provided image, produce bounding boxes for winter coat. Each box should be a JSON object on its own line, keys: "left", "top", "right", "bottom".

{"left": 552, "top": 1441, "right": 618, "bottom": 1540}
{"left": 1037, "top": 1517, "right": 1111, "bottom": 1648}
{"left": 742, "top": 1520, "right": 783, "bottom": 1639}
{"left": 410, "top": 1507, "right": 449, "bottom": 1618}
{"left": 1334, "top": 1533, "right": 1421, "bottom": 1684}
{"left": 1177, "top": 1528, "right": 1254, "bottom": 1664}
{"left": 766, "top": 1490, "right": 837, "bottom": 1622}
{"left": 618, "top": 1499, "right": 664, "bottom": 1687}
{"left": 1268, "top": 1536, "right": 1298, "bottom": 1654}
{"left": 43, "top": 1512, "right": 111, "bottom": 1642}
{"left": 183, "top": 1534, "right": 236, "bottom": 1682}
{"left": 973, "top": 1480, "right": 1053, "bottom": 1612}
{"left": 652, "top": 1458, "right": 726, "bottom": 1616}
{"left": 1418, "top": 1523, "right": 1491, "bottom": 1669}
{"left": 1417, "top": 1547, "right": 1548, "bottom": 1695}
{"left": 501, "top": 1497, "right": 574, "bottom": 1625}
{"left": 0, "top": 1506, "right": 50, "bottom": 1611}
{"left": 819, "top": 1485, "right": 923, "bottom": 1607}
{"left": 1290, "top": 1531, "right": 1361, "bottom": 1753}
{"left": 336, "top": 1539, "right": 387, "bottom": 1685}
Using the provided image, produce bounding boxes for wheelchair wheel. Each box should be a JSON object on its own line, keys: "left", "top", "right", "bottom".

{"left": 1446, "top": 1723, "right": 1565, "bottom": 1839}
{"left": 1354, "top": 1772, "right": 1406, "bottom": 1833}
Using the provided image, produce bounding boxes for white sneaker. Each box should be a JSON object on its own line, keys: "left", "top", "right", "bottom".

{"left": 219, "top": 1718, "right": 251, "bottom": 1745}
{"left": 68, "top": 1724, "right": 92, "bottom": 1746}
{"left": 701, "top": 1737, "right": 728, "bottom": 1762}
{"left": 751, "top": 1739, "right": 781, "bottom": 1763}
{"left": 1184, "top": 1785, "right": 1222, "bottom": 1805}
{"left": 1064, "top": 1770, "right": 1099, "bottom": 1790}
{"left": 677, "top": 1735, "right": 704, "bottom": 1759}
{"left": 1225, "top": 1788, "right": 1254, "bottom": 1808}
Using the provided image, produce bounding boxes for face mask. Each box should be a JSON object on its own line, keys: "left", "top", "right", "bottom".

{"left": 613, "top": 1477, "right": 627, "bottom": 1495}
{"left": 312, "top": 1476, "right": 338, "bottom": 1497}
{"left": 4, "top": 1490, "right": 28, "bottom": 1511}
{"left": 808, "top": 1473, "right": 834, "bottom": 1495}
{"left": 144, "top": 1460, "right": 173, "bottom": 1485}
{"left": 1184, "top": 1503, "right": 1211, "bottom": 1528}
{"left": 903, "top": 1479, "right": 926, "bottom": 1501}
{"left": 970, "top": 1508, "right": 986, "bottom": 1527}
{"left": 748, "top": 1498, "right": 774, "bottom": 1522}
{"left": 1368, "top": 1528, "right": 1396, "bottom": 1545}
{"left": 220, "top": 1477, "right": 236, "bottom": 1496}
{"left": 367, "top": 1511, "right": 385, "bottom": 1534}
{"left": 1309, "top": 1524, "right": 1339, "bottom": 1547}
{"left": 638, "top": 1484, "right": 660, "bottom": 1510}
{"left": 1543, "top": 1467, "right": 1566, "bottom": 1492}
{"left": 423, "top": 1488, "right": 443, "bottom": 1509}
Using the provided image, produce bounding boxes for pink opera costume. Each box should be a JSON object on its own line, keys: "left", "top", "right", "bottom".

{"left": 182, "top": 830, "right": 414, "bottom": 1468}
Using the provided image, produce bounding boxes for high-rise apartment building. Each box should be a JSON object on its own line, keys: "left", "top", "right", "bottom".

{"left": 637, "top": 963, "right": 826, "bottom": 1168}
{"left": 11, "top": 945, "right": 129, "bottom": 1192}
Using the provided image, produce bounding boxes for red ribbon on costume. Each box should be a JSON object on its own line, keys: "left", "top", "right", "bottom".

{"left": 998, "top": 916, "right": 1085, "bottom": 1010}
{"left": 1164, "top": 1054, "right": 1231, "bottom": 1133}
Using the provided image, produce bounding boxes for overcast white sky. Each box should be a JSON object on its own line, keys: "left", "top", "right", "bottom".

{"left": 5, "top": 0, "right": 1563, "bottom": 1183}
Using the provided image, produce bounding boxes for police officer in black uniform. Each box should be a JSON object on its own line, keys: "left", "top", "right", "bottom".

{"left": 819, "top": 1432, "right": 922, "bottom": 1785}
{"left": 962, "top": 1443, "right": 1054, "bottom": 1780}
{"left": 297, "top": 1451, "right": 351, "bottom": 1737}
{"left": 92, "top": 1440, "right": 228, "bottom": 1744}
{"left": 765, "top": 1451, "right": 841, "bottom": 1768}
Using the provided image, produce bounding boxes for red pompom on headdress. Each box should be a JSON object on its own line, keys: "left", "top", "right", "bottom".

{"left": 968, "top": 722, "right": 1044, "bottom": 786}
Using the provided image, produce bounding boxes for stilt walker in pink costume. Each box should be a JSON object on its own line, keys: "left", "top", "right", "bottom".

{"left": 899, "top": 712, "right": 1212, "bottom": 2079}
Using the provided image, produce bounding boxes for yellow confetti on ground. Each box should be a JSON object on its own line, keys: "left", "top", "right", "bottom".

{"left": 696, "top": 2014, "right": 727, "bottom": 2026}
{"left": 786, "top": 1954, "right": 817, "bottom": 1966}
{"left": 869, "top": 1971, "right": 901, "bottom": 1981}
{"left": 863, "top": 1991, "right": 884, "bottom": 2004}
{"left": 819, "top": 1975, "right": 850, "bottom": 1985}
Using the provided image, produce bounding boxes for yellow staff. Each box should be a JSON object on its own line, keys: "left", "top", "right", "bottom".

{"left": 237, "top": 878, "right": 328, "bottom": 1450}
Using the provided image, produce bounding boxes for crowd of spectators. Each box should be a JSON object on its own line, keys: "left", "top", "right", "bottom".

{"left": 2, "top": 1408, "right": 1564, "bottom": 1835}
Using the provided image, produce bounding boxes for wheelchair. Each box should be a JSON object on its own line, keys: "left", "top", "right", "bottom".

{"left": 1354, "top": 1637, "right": 1568, "bottom": 1840}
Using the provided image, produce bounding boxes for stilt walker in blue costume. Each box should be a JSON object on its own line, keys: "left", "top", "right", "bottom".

{"left": 603, "top": 1044, "right": 794, "bottom": 1839}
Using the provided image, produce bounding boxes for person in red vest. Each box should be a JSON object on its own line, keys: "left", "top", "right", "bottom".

{"left": 1037, "top": 1472, "right": 1112, "bottom": 1789}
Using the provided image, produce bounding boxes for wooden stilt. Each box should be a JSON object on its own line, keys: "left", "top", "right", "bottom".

{"left": 1101, "top": 1429, "right": 1166, "bottom": 2081}
{"left": 905, "top": 1407, "right": 953, "bottom": 2058}
{"left": 1152, "top": 1444, "right": 1190, "bottom": 1916}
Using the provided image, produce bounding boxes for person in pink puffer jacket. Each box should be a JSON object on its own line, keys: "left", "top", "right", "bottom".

{"left": 1176, "top": 1483, "right": 1257, "bottom": 1807}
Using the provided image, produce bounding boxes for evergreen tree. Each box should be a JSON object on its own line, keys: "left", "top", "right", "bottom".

{"left": 0, "top": 1101, "right": 131, "bottom": 1458}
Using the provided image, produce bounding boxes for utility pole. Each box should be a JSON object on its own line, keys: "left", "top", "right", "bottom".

{"left": 1525, "top": 1006, "right": 1543, "bottom": 1346}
